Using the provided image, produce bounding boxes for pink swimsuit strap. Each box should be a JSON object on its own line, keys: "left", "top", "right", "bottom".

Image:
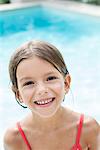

{"left": 17, "top": 122, "right": 31, "bottom": 150}
{"left": 72, "top": 114, "right": 84, "bottom": 150}
{"left": 17, "top": 114, "right": 84, "bottom": 150}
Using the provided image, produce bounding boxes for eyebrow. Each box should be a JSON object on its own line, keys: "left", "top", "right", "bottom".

{"left": 19, "top": 77, "right": 34, "bottom": 82}
{"left": 43, "top": 71, "right": 60, "bottom": 77}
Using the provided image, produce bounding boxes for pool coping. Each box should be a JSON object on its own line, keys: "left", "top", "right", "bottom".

{"left": 0, "top": 0, "right": 100, "bottom": 17}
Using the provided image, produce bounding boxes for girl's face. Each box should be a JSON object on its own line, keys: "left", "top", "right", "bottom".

{"left": 16, "top": 56, "right": 70, "bottom": 118}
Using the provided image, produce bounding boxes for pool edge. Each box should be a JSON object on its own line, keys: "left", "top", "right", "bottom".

{"left": 0, "top": 0, "right": 100, "bottom": 17}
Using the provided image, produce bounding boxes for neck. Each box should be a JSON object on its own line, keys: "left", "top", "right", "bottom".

{"left": 31, "top": 106, "right": 66, "bottom": 132}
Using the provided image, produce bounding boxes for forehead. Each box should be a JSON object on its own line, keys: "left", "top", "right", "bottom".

{"left": 16, "top": 56, "right": 61, "bottom": 79}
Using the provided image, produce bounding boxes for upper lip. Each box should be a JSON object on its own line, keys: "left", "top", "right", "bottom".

{"left": 34, "top": 97, "right": 55, "bottom": 103}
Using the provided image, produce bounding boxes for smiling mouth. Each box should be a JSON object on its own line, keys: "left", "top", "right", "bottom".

{"left": 34, "top": 98, "right": 55, "bottom": 106}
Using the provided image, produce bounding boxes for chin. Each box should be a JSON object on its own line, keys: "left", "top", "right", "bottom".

{"left": 32, "top": 103, "right": 61, "bottom": 119}
{"left": 34, "top": 108, "right": 59, "bottom": 119}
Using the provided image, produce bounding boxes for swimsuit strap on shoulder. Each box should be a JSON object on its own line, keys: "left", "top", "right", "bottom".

{"left": 75, "top": 114, "right": 84, "bottom": 146}
{"left": 71, "top": 114, "right": 84, "bottom": 150}
{"left": 17, "top": 122, "right": 31, "bottom": 150}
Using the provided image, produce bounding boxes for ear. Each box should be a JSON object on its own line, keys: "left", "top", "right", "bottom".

{"left": 64, "top": 74, "right": 71, "bottom": 94}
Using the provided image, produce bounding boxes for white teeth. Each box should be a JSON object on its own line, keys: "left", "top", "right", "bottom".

{"left": 35, "top": 98, "right": 53, "bottom": 105}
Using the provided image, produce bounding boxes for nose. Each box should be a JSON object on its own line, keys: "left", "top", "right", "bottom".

{"left": 36, "top": 82, "right": 48, "bottom": 96}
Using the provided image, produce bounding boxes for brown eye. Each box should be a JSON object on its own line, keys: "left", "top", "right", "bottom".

{"left": 47, "top": 76, "right": 57, "bottom": 81}
{"left": 23, "top": 81, "right": 34, "bottom": 86}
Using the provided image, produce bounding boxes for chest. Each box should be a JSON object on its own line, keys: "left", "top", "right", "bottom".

{"left": 28, "top": 127, "right": 77, "bottom": 150}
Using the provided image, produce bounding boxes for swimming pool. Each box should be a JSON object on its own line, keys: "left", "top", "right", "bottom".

{"left": 0, "top": 3, "right": 100, "bottom": 149}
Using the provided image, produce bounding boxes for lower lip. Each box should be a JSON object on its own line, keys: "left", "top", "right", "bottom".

{"left": 34, "top": 98, "right": 55, "bottom": 108}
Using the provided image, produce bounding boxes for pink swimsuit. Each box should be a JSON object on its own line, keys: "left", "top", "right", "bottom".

{"left": 17, "top": 114, "right": 84, "bottom": 150}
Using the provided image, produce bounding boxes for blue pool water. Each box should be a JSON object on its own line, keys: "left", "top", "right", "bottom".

{"left": 0, "top": 5, "right": 100, "bottom": 149}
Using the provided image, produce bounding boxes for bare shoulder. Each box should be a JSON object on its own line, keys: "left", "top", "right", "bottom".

{"left": 83, "top": 115, "right": 99, "bottom": 135}
{"left": 67, "top": 109, "right": 100, "bottom": 148}
{"left": 83, "top": 115, "right": 100, "bottom": 149}
{"left": 3, "top": 124, "right": 22, "bottom": 150}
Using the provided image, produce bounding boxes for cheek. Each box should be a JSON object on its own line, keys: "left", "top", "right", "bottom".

{"left": 51, "top": 82, "right": 65, "bottom": 95}
{"left": 19, "top": 88, "right": 34, "bottom": 103}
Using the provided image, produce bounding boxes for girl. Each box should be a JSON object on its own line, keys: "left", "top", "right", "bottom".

{"left": 4, "top": 40, "right": 100, "bottom": 150}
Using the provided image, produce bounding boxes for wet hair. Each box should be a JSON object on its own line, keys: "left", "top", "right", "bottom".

{"left": 9, "top": 40, "right": 69, "bottom": 107}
